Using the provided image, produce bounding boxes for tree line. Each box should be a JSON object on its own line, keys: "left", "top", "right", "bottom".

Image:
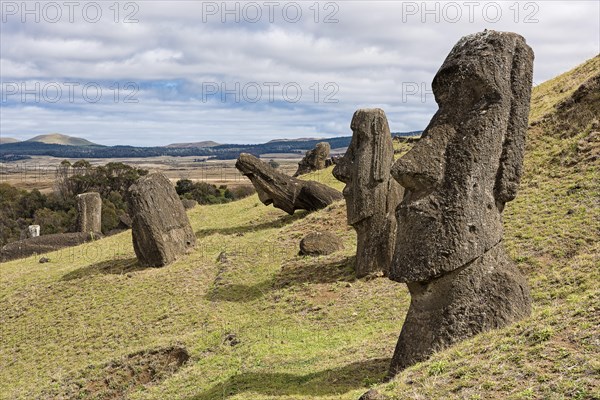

{"left": 0, "top": 161, "right": 255, "bottom": 247}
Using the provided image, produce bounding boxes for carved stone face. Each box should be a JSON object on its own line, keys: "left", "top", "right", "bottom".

{"left": 390, "top": 31, "right": 534, "bottom": 283}
{"left": 333, "top": 108, "right": 393, "bottom": 226}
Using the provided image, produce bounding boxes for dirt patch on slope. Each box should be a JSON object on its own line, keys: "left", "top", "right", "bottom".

{"left": 44, "top": 346, "right": 189, "bottom": 399}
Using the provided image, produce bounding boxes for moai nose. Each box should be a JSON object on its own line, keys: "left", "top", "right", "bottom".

{"left": 391, "top": 136, "right": 444, "bottom": 194}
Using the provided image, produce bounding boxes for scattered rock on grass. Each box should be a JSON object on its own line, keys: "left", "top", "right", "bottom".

{"left": 299, "top": 231, "right": 343, "bottom": 256}
{"left": 359, "top": 389, "right": 389, "bottom": 400}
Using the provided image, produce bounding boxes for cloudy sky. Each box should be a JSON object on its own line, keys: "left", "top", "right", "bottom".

{"left": 1, "top": 1, "right": 598, "bottom": 146}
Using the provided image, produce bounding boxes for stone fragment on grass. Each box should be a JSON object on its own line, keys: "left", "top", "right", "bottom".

{"left": 299, "top": 231, "right": 343, "bottom": 256}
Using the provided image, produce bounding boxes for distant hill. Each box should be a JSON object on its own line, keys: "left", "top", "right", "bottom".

{"left": 165, "top": 141, "right": 220, "bottom": 148}
{"left": 1, "top": 132, "right": 422, "bottom": 160}
{"left": 27, "top": 133, "right": 98, "bottom": 146}
{"left": 267, "top": 137, "right": 324, "bottom": 144}
{"left": 0, "top": 137, "right": 19, "bottom": 144}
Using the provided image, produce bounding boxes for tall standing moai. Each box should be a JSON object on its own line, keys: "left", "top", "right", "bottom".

{"left": 128, "top": 173, "right": 196, "bottom": 267}
{"left": 388, "top": 30, "right": 534, "bottom": 377}
{"left": 76, "top": 192, "right": 102, "bottom": 233}
{"left": 333, "top": 109, "right": 403, "bottom": 278}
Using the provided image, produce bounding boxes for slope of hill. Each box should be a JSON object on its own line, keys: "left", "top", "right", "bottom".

{"left": 0, "top": 137, "right": 19, "bottom": 144}
{"left": 165, "top": 141, "right": 220, "bottom": 148}
{"left": 27, "top": 133, "right": 98, "bottom": 146}
{"left": 0, "top": 57, "right": 598, "bottom": 400}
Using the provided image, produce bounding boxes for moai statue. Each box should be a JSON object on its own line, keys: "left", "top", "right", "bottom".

{"left": 28, "top": 225, "right": 40, "bottom": 238}
{"left": 76, "top": 192, "right": 102, "bottom": 233}
{"left": 236, "top": 153, "right": 343, "bottom": 214}
{"left": 333, "top": 109, "right": 403, "bottom": 278}
{"left": 388, "top": 30, "right": 534, "bottom": 376}
{"left": 128, "top": 173, "right": 196, "bottom": 267}
{"left": 294, "top": 142, "right": 331, "bottom": 177}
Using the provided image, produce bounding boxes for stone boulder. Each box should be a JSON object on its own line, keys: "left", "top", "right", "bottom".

{"left": 76, "top": 192, "right": 102, "bottom": 233}
{"left": 128, "top": 173, "right": 196, "bottom": 267}
{"left": 333, "top": 108, "right": 403, "bottom": 278}
{"left": 235, "top": 153, "right": 343, "bottom": 214}
{"left": 294, "top": 142, "right": 331, "bottom": 177}
{"left": 299, "top": 231, "right": 343, "bottom": 256}
{"left": 388, "top": 30, "right": 534, "bottom": 377}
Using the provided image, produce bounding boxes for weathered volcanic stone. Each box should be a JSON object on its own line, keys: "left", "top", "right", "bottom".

{"left": 128, "top": 173, "right": 196, "bottom": 267}
{"left": 358, "top": 389, "right": 389, "bottom": 400}
{"left": 294, "top": 142, "right": 331, "bottom": 177}
{"left": 299, "top": 231, "right": 343, "bottom": 256}
{"left": 388, "top": 30, "right": 534, "bottom": 377}
{"left": 333, "top": 109, "right": 402, "bottom": 277}
{"left": 389, "top": 244, "right": 531, "bottom": 373}
{"left": 117, "top": 213, "right": 132, "bottom": 229}
{"left": 77, "top": 192, "right": 102, "bottom": 233}
{"left": 235, "top": 153, "right": 343, "bottom": 214}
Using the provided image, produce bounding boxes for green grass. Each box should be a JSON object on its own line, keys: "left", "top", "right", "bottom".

{"left": 1, "top": 57, "right": 599, "bottom": 399}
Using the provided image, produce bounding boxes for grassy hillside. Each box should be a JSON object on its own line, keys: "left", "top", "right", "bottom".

{"left": 27, "top": 133, "right": 98, "bottom": 146}
{"left": 1, "top": 56, "right": 598, "bottom": 400}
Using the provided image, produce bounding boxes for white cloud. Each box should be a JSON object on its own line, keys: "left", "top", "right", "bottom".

{"left": 1, "top": 0, "right": 598, "bottom": 145}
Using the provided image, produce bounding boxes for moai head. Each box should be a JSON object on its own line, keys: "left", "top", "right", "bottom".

{"left": 390, "top": 30, "right": 534, "bottom": 283}
{"left": 333, "top": 108, "right": 395, "bottom": 226}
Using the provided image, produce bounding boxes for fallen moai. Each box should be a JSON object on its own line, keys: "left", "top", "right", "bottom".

{"left": 388, "top": 30, "right": 534, "bottom": 376}
{"left": 128, "top": 173, "right": 196, "bottom": 267}
{"left": 235, "top": 153, "right": 343, "bottom": 214}
{"left": 0, "top": 232, "right": 101, "bottom": 262}
{"left": 333, "top": 109, "right": 403, "bottom": 278}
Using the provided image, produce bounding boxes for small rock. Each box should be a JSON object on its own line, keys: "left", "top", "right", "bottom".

{"left": 216, "top": 252, "right": 228, "bottom": 263}
{"left": 223, "top": 333, "right": 240, "bottom": 346}
{"left": 299, "top": 231, "right": 343, "bottom": 256}
{"left": 358, "top": 389, "right": 388, "bottom": 400}
{"left": 345, "top": 282, "right": 353, "bottom": 288}
{"left": 39, "top": 257, "right": 50, "bottom": 263}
